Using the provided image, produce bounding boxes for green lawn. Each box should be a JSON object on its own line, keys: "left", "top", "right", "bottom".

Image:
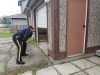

{"left": 0, "top": 32, "right": 14, "bottom": 38}
{"left": 0, "top": 28, "right": 4, "bottom": 31}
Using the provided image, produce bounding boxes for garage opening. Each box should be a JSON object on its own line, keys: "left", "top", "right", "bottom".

{"left": 36, "top": 4, "right": 48, "bottom": 54}
{"left": 36, "top": 4, "right": 47, "bottom": 42}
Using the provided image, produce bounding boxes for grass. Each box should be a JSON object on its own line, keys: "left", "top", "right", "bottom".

{"left": 0, "top": 32, "right": 14, "bottom": 38}
{"left": 0, "top": 27, "right": 14, "bottom": 38}
{"left": 0, "top": 28, "right": 4, "bottom": 31}
{"left": 0, "top": 61, "right": 48, "bottom": 75}
{"left": 27, "top": 38, "right": 38, "bottom": 46}
{"left": 1, "top": 63, "right": 48, "bottom": 75}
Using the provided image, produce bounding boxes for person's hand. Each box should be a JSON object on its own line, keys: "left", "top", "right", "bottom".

{"left": 33, "top": 28, "right": 35, "bottom": 32}
{"left": 30, "top": 28, "right": 35, "bottom": 32}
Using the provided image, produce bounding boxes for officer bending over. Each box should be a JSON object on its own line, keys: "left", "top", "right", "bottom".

{"left": 12, "top": 26, "right": 34, "bottom": 65}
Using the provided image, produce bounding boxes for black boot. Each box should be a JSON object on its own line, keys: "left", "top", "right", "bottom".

{"left": 16, "top": 60, "right": 25, "bottom": 65}
{"left": 21, "top": 53, "right": 28, "bottom": 56}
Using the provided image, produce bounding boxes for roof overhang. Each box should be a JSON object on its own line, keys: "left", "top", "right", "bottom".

{"left": 23, "top": 0, "right": 44, "bottom": 15}
{"left": 12, "top": 18, "right": 27, "bottom": 20}
{"left": 23, "top": 0, "right": 36, "bottom": 14}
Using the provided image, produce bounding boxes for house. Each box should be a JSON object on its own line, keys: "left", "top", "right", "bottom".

{"left": 3, "top": 14, "right": 27, "bottom": 31}
{"left": 19, "top": 0, "right": 100, "bottom": 62}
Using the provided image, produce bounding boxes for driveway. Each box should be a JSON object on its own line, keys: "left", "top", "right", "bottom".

{"left": 0, "top": 37, "right": 50, "bottom": 74}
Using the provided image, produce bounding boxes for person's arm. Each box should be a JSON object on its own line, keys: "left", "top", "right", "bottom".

{"left": 22, "top": 30, "right": 32, "bottom": 41}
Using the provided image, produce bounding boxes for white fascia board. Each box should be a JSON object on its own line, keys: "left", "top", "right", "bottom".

{"left": 22, "top": 0, "right": 30, "bottom": 13}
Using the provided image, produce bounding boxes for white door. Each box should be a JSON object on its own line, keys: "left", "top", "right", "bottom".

{"left": 36, "top": 4, "right": 47, "bottom": 42}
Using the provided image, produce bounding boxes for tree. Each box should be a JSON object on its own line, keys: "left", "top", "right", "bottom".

{"left": 2, "top": 18, "right": 9, "bottom": 32}
{"left": 2, "top": 18, "right": 9, "bottom": 24}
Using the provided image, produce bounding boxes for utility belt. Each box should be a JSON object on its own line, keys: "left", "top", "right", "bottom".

{"left": 14, "top": 33, "right": 23, "bottom": 39}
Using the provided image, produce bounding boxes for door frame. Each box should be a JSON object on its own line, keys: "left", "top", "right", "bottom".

{"left": 83, "top": 0, "right": 89, "bottom": 54}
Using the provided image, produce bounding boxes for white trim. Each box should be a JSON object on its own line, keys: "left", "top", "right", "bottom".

{"left": 45, "top": 0, "right": 50, "bottom": 3}
{"left": 23, "top": 0, "right": 30, "bottom": 13}
{"left": 36, "top": 3, "right": 47, "bottom": 12}
{"left": 36, "top": 11, "right": 39, "bottom": 42}
{"left": 83, "top": 0, "right": 88, "bottom": 54}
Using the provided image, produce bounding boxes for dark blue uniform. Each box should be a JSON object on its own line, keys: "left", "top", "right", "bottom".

{"left": 12, "top": 27, "right": 33, "bottom": 64}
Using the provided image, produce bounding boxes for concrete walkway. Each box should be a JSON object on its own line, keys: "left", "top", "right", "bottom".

{"left": 1, "top": 38, "right": 100, "bottom": 75}
{"left": 18, "top": 71, "right": 33, "bottom": 75}
{"left": 35, "top": 56, "right": 100, "bottom": 75}
{"left": 0, "top": 38, "right": 50, "bottom": 74}
{"left": 18, "top": 55, "right": 100, "bottom": 75}
{"left": 0, "top": 37, "right": 12, "bottom": 43}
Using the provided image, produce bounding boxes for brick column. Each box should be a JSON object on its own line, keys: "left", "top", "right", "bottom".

{"left": 48, "top": 0, "right": 66, "bottom": 60}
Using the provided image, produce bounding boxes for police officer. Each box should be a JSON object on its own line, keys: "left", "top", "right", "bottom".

{"left": 12, "top": 26, "right": 34, "bottom": 64}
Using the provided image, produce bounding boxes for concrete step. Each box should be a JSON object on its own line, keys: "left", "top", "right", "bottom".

{"left": 96, "top": 50, "right": 100, "bottom": 56}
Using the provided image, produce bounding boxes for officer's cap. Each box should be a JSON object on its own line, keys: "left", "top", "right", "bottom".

{"left": 28, "top": 26, "right": 33, "bottom": 29}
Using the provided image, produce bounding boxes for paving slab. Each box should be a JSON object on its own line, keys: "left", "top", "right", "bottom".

{"left": 86, "top": 56, "right": 100, "bottom": 65}
{"left": 71, "top": 59, "right": 96, "bottom": 70}
{"left": 54, "top": 63, "right": 81, "bottom": 75}
{"left": 0, "top": 62, "right": 4, "bottom": 73}
{"left": 8, "top": 56, "right": 23, "bottom": 71}
{"left": 0, "top": 43, "right": 12, "bottom": 54}
{"left": 10, "top": 45, "right": 17, "bottom": 56}
{"left": 0, "top": 54, "right": 9, "bottom": 62}
{"left": 0, "top": 37, "right": 12, "bottom": 44}
{"left": 36, "top": 66, "right": 59, "bottom": 75}
{"left": 18, "top": 71, "right": 32, "bottom": 75}
{"left": 39, "top": 42, "right": 48, "bottom": 55}
{"left": 85, "top": 66, "right": 100, "bottom": 75}
{"left": 72, "top": 71, "right": 87, "bottom": 75}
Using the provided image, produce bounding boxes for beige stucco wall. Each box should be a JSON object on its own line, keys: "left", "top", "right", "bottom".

{"left": 12, "top": 19, "right": 27, "bottom": 25}
{"left": 87, "top": 0, "right": 100, "bottom": 47}
{"left": 47, "top": 2, "right": 52, "bottom": 50}
{"left": 59, "top": 0, "right": 67, "bottom": 52}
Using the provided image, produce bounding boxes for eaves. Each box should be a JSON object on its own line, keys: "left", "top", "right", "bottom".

{"left": 23, "top": 0, "right": 44, "bottom": 15}
{"left": 23, "top": 0, "right": 36, "bottom": 14}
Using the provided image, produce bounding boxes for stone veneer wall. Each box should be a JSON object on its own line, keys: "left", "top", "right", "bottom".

{"left": 47, "top": 2, "right": 52, "bottom": 50}
{"left": 59, "top": 0, "right": 67, "bottom": 52}
{"left": 87, "top": 0, "right": 100, "bottom": 47}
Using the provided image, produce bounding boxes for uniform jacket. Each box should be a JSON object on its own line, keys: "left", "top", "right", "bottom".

{"left": 17, "top": 28, "right": 33, "bottom": 41}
